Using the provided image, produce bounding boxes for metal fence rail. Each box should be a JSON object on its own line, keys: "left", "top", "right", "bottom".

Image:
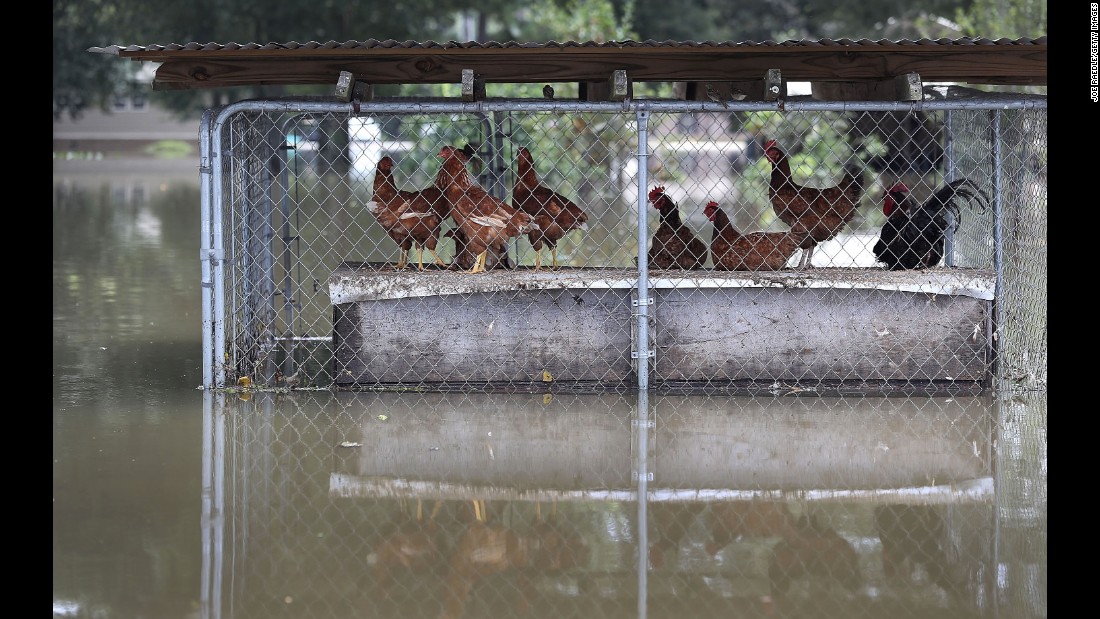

{"left": 199, "top": 95, "right": 1047, "bottom": 395}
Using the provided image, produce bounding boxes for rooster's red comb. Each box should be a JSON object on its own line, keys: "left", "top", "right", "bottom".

{"left": 705, "top": 201, "right": 718, "bottom": 208}
{"left": 763, "top": 139, "right": 777, "bottom": 150}
{"left": 647, "top": 186, "right": 666, "bottom": 201}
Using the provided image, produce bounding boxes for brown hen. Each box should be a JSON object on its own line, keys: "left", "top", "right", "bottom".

{"left": 366, "top": 156, "right": 447, "bottom": 270}
{"left": 763, "top": 139, "right": 864, "bottom": 268}
{"left": 646, "top": 186, "right": 708, "bottom": 270}
{"left": 512, "top": 147, "right": 589, "bottom": 270}
{"left": 704, "top": 200, "right": 807, "bottom": 271}
{"left": 434, "top": 146, "right": 537, "bottom": 273}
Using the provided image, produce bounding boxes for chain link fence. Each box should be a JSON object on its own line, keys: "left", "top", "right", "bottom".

{"left": 201, "top": 389, "right": 1045, "bottom": 619}
{"left": 200, "top": 93, "right": 1046, "bottom": 396}
{"left": 197, "top": 92, "right": 1045, "bottom": 618}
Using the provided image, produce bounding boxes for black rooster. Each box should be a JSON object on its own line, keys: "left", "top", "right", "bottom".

{"left": 873, "top": 178, "right": 989, "bottom": 270}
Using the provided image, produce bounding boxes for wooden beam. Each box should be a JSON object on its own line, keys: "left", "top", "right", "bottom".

{"left": 147, "top": 47, "right": 1047, "bottom": 90}
{"left": 811, "top": 73, "right": 924, "bottom": 101}
{"left": 580, "top": 72, "right": 633, "bottom": 102}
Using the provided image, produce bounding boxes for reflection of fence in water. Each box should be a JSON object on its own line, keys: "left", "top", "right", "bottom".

{"left": 199, "top": 391, "right": 1018, "bottom": 618}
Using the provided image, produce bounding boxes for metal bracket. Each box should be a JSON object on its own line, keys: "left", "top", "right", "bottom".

{"left": 461, "top": 69, "right": 486, "bottom": 102}
{"left": 631, "top": 349, "right": 655, "bottom": 359}
{"left": 631, "top": 471, "right": 655, "bottom": 482}
{"left": 335, "top": 71, "right": 372, "bottom": 103}
{"left": 632, "top": 297, "right": 654, "bottom": 307}
{"left": 765, "top": 69, "right": 783, "bottom": 100}
{"left": 895, "top": 72, "right": 923, "bottom": 101}
{"left": 609, "top": 69, "right": 630, "bottom": 101}
{"left": 335, "top": 71, "right": 355, "bottom": 102}
{"left": 631, "top": 419, "right": 655, "bottom": 428}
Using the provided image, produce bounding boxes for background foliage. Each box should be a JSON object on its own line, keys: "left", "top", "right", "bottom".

{"left": 53, "top": 0, "right": 1046, "bottom": 120}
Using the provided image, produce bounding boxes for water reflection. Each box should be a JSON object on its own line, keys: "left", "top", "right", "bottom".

{"left": 198, "top": 391, "right": 1044, "bottom": 619}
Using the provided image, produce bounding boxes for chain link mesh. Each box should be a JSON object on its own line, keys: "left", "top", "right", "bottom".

{"left": 202, "top": 389, "right": 1045, "bottom": 618}
{"left": 201, "top": 95, "right": 1045, "bottom": 618}
{"left": 208, "top": 98, "right": 1045, "bottom": 395}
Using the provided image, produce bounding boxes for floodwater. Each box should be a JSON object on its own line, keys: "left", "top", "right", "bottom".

{"left": 53, "top": 156, "right": 1046, "bottom": 619}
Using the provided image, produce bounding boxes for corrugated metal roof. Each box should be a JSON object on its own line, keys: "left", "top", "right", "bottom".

{"left": 89, "top": 36, "right": 1047, "bottom": 55}
{"left": 88, "top": 37, "right": 1047, "bottom": 91}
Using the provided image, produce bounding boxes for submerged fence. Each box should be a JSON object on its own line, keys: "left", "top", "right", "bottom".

{"left": 196, "top": 92, "right": 1046, "bottom": 619}
{"left": 199, "top": 93, "right": 1046, "bottom": 395}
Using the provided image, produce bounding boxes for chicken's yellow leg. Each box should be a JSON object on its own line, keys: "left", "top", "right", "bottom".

{"left": 429, "top": 248, "right": 446, "bottom": 267}
{"left": 469, "top": 250, "right": 487, "bottom": 274}
{"left": 534, "top": 249, "right": 543, "bottom": 271}
{"left": 395, "top": 248, "right": 408, "bottom": 270}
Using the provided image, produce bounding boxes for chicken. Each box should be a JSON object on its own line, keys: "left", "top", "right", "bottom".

{"left": 703, "top": 200, "right": 808, "bottom": 271}
{"left": 439, "top": 500, "right": 528, "bottom": 619}
{"left": 762, "top": 139, "right": 865, "bottom": 268}
{"left": 647, "top": 501, "right": 706, "bottom": 569}
{"left": 512, "top": 146, "right": 589, "bottom": 270}
{"left": 766, "top": 514, "right": 861, "bottom": 608}
{"left": 366, "top": 156, "right": 447, "bottom": 270}
{"left": 372, "top": 498, "right": 444, "bottom": 597}
{"left": 434, "top": 145, "right": 538, "bottom": 273}
{"left": 438, "top": 499, "right": 586, "bottom": 619}
{"left": 874, "top": 504, "right": 963, "bottom": 597}
{"left": 873, "top": 178, "right": 989, "bottom": 270}
{"left": 645, "top": 186, "right": 708, "bottom": 270}
{"left": 704, "top": 500, "right": 799, "bottom": 558}
{"left": 443, "top": 227, "right": 511, "bottom": 271}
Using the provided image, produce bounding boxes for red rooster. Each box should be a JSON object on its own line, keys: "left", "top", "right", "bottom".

{"left": 703, "top": 200, "right": 808, "bottom": 271}
{"left": 367, "top": 156, "right": 448, "bottom": 270}
{"left": 512, "top": 147, "right": 589, "bottom": 270}
{"left": 763, "top": 139, "right": 865, "bottom": 268}
{"left": 434, "top": 145, "right": 538, "bottom": 273}
{"left": 646, "top": 186, "right": 708, "bottom": 270}
{"left": 872, "top": 178, "right": 988, "bottom": 270}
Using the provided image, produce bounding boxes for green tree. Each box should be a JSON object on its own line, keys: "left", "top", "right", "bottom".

{"left": 953, "top": 0, "right": 1046, "bottom": 38}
